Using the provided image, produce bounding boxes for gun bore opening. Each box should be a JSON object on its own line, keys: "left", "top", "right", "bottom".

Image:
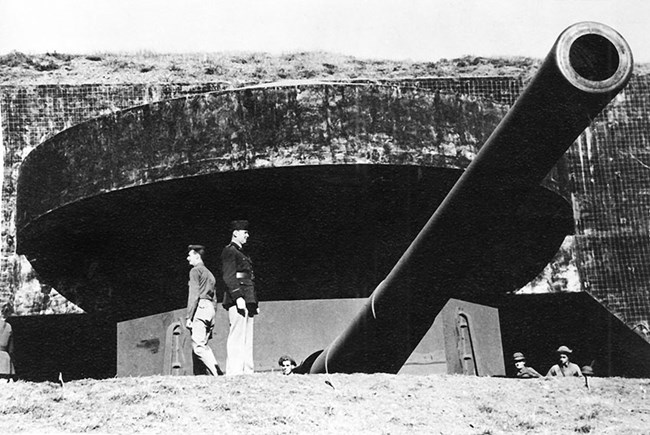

{"left": 569, "top": 34, "right": 620, "bottom": 82}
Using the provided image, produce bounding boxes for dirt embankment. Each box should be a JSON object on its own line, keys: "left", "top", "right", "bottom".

{"left": 1, "top": 373, "right": 649, "bottom": 434}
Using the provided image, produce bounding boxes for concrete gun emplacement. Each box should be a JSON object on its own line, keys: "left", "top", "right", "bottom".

{"left": 308, "top": 22, "right": 634, "bottom": 374}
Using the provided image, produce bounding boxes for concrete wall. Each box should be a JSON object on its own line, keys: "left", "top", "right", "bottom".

{"left": 117, "top": 297, "right": 504, "bottom": 377}
{"left": 8, "top": 314, "right": 116, "bottom": 382}
{"left": 118, "top": 299, "right": 370, "bottom": 376}
{"left": 493, "top": 292, "right": 650, "bottom": 378}
{"left": 8, "top": 293, "right": 649, "bottom": 381}
{"left": 441, "top": 299, "right": 505, "bottom": 376}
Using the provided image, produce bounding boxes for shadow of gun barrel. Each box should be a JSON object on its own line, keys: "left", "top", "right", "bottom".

{"left": 309, "top": 22, "right": 633, "bottom": 374}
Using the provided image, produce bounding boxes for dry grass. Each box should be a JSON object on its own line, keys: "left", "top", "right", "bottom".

{"left": 3, "top": 50, "right": 648, "bottom": 88}
{"left": 0, "top": 51, "right": 545, "bottom": 86}
{"left": 2, "top": 51, "right": 648, "bottom": 87}
{"left": 1, "top": 373, "right": 649, "bottom": 434}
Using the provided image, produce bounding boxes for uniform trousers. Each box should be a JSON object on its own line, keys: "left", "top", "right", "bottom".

{"left": 191, "top": 299, "right": 220, "bottom": 376}
{"left": 226, "top": 305, "right": 254, "bottom": 375}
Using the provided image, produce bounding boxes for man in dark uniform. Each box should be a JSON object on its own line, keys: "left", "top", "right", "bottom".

{"left": 186, "top": 244, "right": 222, "bottom": 376}
{"left": 221, "top": 220, "right": 259, "bottom": 375}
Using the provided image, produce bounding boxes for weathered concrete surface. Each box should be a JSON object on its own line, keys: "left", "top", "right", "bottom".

{"left": 117, "top": 298, "right": 504, "bottom": 377}
{"left": 17, "top": 82, "right": 573, "bottom": 321}
{"left": 16, "top": 82, "right": 508, "bottom": 230}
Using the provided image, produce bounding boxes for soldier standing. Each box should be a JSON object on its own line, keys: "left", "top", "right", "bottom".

{"left": 221, "top": 220, "right": 259, "bottom": 375}
{"left": 185, "top": 244, "right": 222, "bottom": 376}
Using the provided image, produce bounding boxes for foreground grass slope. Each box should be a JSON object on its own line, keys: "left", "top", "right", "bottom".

{"left": 1, "top": 373, "right": 649, "bottom": 434}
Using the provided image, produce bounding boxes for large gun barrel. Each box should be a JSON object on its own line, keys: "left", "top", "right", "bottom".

{"left": 309, "top": 22, "right": 633, "bottom": 374}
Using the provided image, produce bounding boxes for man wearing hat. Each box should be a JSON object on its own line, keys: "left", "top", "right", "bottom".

{"left": 186, "top": 244, "right": 222, "bottom": 376}
{"left": 221, "top": 220, "right": 259, "bottom": 375}
{"left": 546, "top": 345, "right": 583, "bottom": 377}
{"left": 512, "top": 352, "right": 542, "bottom": 378}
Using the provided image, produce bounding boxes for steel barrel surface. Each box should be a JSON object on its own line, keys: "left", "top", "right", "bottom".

{"left": 309, "top": 22, "right": 634, "bottom": 374}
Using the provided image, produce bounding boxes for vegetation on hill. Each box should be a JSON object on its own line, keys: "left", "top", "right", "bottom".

{"left": 1, "top": 373, "right": 649, "bottom": 433}
{"left": 0, "top": 50, "right": 546, "bottom": 86}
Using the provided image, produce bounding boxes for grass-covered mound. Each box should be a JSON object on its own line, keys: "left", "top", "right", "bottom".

{"left": 1, "top": 373, "right": 648, "bottom": 433}
{"left": 0, "top": 51, "right": 543, "bottom": 86}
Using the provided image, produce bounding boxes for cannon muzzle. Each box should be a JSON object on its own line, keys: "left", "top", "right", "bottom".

{"left": 309, "top": 22, "right": 633, "bottom": 374}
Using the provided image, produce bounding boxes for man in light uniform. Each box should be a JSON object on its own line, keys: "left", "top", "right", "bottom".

{"left": 186, "top": 244, "right": 222, "bottom": 376}
{"left": 546, "top": 345, "right": 582, "bottom": 377}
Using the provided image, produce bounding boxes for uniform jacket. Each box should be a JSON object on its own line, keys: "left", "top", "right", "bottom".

{"left": 186, "top": 262, "right": 216, "bottom": 321}
{"left": 221, "top": 242, "right": 258, "bottom": 310}
{"left": 516, "top": 366, "right": 543, "bottom": 378}
{"left": 546, "top": 362, "right": 582, "bottom": 377}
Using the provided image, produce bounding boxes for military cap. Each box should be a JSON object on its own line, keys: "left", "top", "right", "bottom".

{"left": 581, "top": 365, "right": 594, "bottom": 376}
{"left": 230, "top": 220, "right": 249, "bottom": 231}
{"left": 512, "top": 352, "right": 526, "bottom": 361}
{"left": 187, "top": 244, "right": 206, "bottom": 253}
{"left": 556, "top": 345, "right": 573, "bottom": 354}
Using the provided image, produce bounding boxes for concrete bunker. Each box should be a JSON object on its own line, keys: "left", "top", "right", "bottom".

{"left": 14, "top": 22, "right": 650, "bottom": 379}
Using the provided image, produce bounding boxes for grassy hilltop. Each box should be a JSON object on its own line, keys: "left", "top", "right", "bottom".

{"left": 1, "top": 373, "right": 649, "bottom": 434}
{"left": 2, "top": 51, "right": 648, "bottom": 86}
{"left": 0, "top": 51, "right": 544, "bottom": 86}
